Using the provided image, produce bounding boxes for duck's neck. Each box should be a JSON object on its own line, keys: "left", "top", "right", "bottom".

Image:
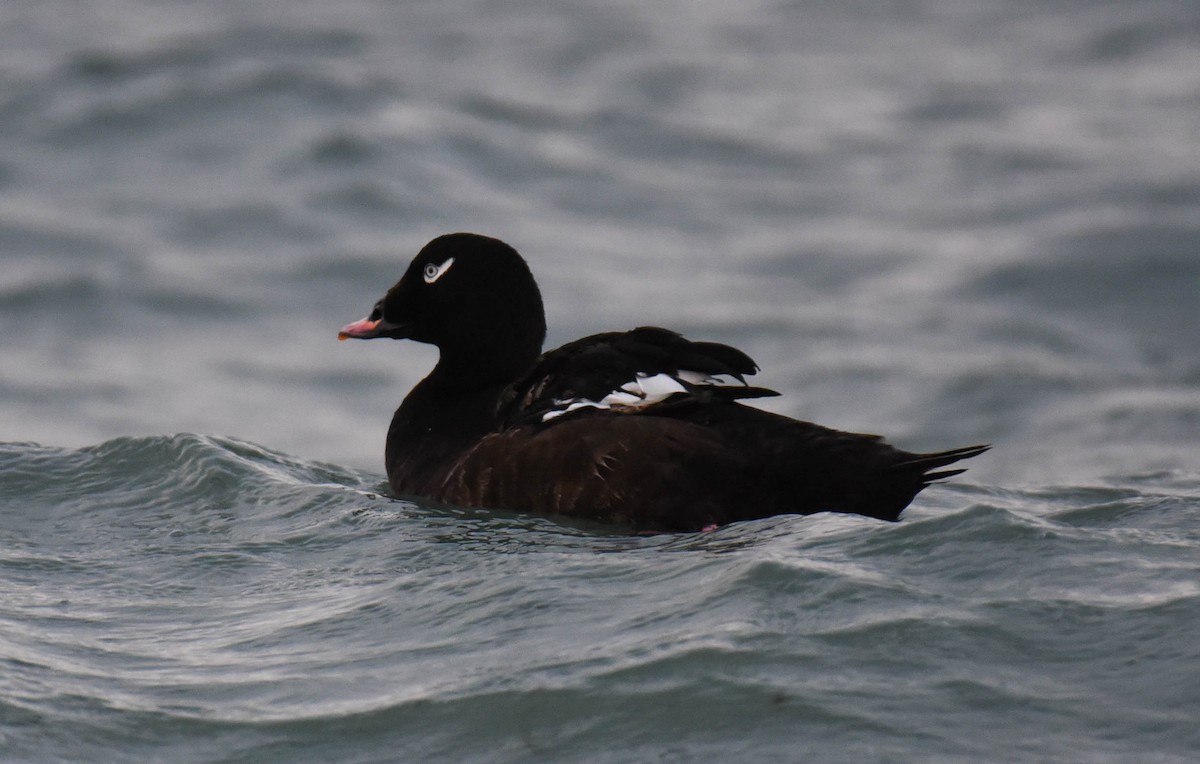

{"left": 384, "top": 377, "right": 500, "bottom": 498}
{"left": 433, "top": 329, "right": 542, "bottom": 389}
{"left": 383, "top": 350, "right": 535, "bottom": 499}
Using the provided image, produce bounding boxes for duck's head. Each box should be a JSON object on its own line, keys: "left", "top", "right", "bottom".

{"left": 339, "top": 233, "right": 547, "bottom": 381}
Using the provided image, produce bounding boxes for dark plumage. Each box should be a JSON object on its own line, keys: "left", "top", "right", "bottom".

{"left": 339, "top": 232, "right": 988, "bottom": 532}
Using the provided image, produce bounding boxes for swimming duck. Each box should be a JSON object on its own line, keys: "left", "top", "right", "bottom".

{"left": 339, "top": 232, "right": 987, "bottom": 532}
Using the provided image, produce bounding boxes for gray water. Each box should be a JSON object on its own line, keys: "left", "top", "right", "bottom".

{"left": 2, "top": 1, "right": 1199, "bottom": 761}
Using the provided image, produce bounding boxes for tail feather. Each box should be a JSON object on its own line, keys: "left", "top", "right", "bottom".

{"left": 896, "top": 444, "right": 991, "bottom": 484}
{"left": 922, "top": 467, "right": 968, "bottom": 483}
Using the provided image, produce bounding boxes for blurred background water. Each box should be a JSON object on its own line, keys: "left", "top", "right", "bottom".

{"left": 2, "top": 1, "right": 1199, "bottom": 761}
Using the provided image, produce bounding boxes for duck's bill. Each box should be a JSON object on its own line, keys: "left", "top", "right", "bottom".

{"left": 338, "top": 316, "right": 384, "bottom": 340}
{"left": 338, "top": 316, "right": 416, "bottom": 341}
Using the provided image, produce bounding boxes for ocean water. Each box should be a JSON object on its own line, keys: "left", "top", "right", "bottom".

{"left": 2, "top": 1, "right": 1199, "bottom": 761}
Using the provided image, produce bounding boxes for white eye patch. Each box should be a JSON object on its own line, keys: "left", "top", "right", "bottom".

{"left": 422, "top": 257, "right": 456, "bottom": 284}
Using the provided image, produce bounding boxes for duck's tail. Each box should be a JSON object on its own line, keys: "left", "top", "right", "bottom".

{"left": 899, "top": 444, "right": 992, "bottom": 485}
{"left": 851, "top": 443, "right": 991, "bottom": 522}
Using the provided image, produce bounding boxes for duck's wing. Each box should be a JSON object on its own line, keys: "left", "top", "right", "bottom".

{"left": 497, "top": 326, "right": 779, "bottom": 426}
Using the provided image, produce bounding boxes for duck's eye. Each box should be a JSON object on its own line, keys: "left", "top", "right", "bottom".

{"left": 422, "top": 257, "right": 456, "bottom": 284}
{"left": 369, "top": 304, "right": 383, "bottom": 321}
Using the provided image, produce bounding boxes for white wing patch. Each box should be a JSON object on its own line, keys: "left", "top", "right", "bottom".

{"left": 540, "top": 371, "right": 745, "bottom": 422}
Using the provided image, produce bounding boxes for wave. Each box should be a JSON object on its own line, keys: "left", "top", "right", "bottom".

{"left": 2, "top": 436, "right": 1198, "bottom": 761}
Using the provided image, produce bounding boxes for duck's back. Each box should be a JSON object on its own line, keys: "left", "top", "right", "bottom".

{"left": 428, "top": 327, "right": 986, "bottom": 531}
